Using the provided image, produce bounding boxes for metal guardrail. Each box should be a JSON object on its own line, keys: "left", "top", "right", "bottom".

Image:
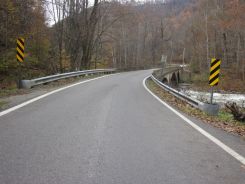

{"left": 151, "top": 74, "right": 201, "bottom": 108}
{"left": 150, "top": 71, "right": 220, "bottom": 115}
{"left": 19, "top": 69, "right": 116, "bottom": 89}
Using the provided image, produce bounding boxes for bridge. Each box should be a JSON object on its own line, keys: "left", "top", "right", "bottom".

{"left": 154, "top": 66, "right": 183, "bottom": 85}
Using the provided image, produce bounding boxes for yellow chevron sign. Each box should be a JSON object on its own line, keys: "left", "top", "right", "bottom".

{"left": 209, "top": 58, "right": 221, "bottom": 86}
{"left": 16, "top": 38, "right": 25, "bottom": 62}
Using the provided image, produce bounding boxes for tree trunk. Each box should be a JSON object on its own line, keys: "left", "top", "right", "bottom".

{"left": 236, "top": 33, "right": 241, "bottom": 78}
{"left": 205, "top": 11, "right": 209, "bottom": 68}
{"left": 223, "top": 32, "right": 228, "bottom": 67}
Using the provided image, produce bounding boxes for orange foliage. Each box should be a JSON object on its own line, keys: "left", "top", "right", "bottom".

{"left": 220, "top": 0, "right": 245, "bottom": 30}
{"left": 169, "top": 9, "right": 193, "bottom": 29}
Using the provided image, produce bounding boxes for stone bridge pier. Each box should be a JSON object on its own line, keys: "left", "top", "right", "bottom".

{"left": 161, "top": 68, "right": 183, "bottom": 86}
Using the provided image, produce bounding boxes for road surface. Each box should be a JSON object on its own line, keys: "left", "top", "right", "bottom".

{"left": 0, "top": 70, "right": 244, "bottom": 184}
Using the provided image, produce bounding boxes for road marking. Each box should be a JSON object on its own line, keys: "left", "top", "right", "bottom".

{"left": 143, "top": 76, "right": 245, "bottom": 165}
{"left": 0, "top": 74, "right": 116, "bottom": 117}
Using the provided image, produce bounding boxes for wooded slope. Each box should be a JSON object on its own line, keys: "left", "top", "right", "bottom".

{"left": 0, "top": 0, "right": 244, "bottom": 91}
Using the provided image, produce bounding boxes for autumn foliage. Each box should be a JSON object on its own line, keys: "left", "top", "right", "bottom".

{"left": 0, "top": 0, "right": 244, "bottom": 91}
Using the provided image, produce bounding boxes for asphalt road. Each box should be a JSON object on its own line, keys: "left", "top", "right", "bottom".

{"left": 0, "top": 70, "right": 244, "bottom": 184}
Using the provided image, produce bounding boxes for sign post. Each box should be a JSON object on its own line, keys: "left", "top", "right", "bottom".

{"left": 209, "top": 58, "right": 221, "bottom": 104}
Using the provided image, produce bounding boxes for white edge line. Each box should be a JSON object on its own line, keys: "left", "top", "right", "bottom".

{"left": 0, "top": 74, "right": 116, "bottom": 117}
{"left": 143, "top": 76, "right": 245, "bottom": 165}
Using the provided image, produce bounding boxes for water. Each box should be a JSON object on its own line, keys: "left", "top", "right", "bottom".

{"left": 181, "top": 89, "right": 245, "bottom": 108}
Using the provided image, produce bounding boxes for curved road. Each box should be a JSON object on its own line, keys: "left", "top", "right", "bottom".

{"left": 0, "top": 70, "right": 244, "bottom": 184}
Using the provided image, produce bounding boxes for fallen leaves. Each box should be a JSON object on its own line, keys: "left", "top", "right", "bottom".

{"left": 147, "top": 79, "right": 245, "bottom": 137}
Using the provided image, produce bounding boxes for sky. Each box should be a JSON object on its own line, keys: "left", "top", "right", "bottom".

{"left": 44, "top": 0, "right": 163, "bottom": 26}
{"left": 45, "top": 0, "right": 102, "bottom": 26}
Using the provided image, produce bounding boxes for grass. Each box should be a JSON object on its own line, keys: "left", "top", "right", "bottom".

{"left": 146, "top": 78, "right": 245, "bottom": 137}
{"left": 0, "top": 87, "right": 18, "bottom": 98}
{"left": 218, "top": 110, "right": 234, "bottom": 122}
{"left": 0, "top": 100, "right": 8, "bottom": 110}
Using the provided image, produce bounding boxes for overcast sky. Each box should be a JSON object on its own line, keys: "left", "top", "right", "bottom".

{"left": 44, "top": 0, "right": 159, "bottom": 26}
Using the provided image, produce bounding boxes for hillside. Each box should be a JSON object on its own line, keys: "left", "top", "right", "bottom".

{"left": 0, "top": 0, "right": 244, "bottom": 92}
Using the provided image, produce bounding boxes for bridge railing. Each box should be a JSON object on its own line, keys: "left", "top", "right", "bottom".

{"left": 153, "top": 66, "right": 181, "bottom": 80}
{"left": 19, "top": 69, "right": 116, "bottom": 89}
{"left": 150, "top": 68, "right": 219, "bottom": 115}
{"left": 151, "top": 74, "right": 201, "bottom": 108}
